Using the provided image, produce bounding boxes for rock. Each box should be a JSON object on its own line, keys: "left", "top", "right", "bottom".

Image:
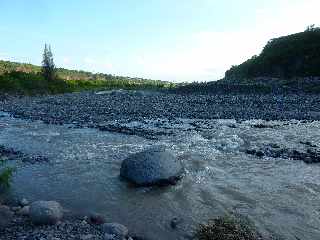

{"left": 120, "top": 146, "right": 183, "bottom": 186}
{"left": 102, "top": 223, "right": 128, "bottom": 239}
{"left": 17, "top": 206, "right": 30, "bottom": 216}
{"left": 20, "top": 198, "right": 29, "bottom": 207}
{"left": 104, "top": 234, "right": 117, "bottom": 240}
{"left": 11, "top": 206, "right": 22, "bottom": 212}
{"left": 80, "top": 234, "right": 95, "bottom": 240}
{"left": 170, "top": 217, "right": 182, "bottom": 229}
{"left": 29, "top": 201, "right": 63, "bottom": 225}
{"left": 246, "top": 145, "right": 320, "bottom": 164}
{"left": 0, "top": 205, "right": 14, "bottom": 229}
{"left": 88, "top": 212, "right": 106, "bottom": 225}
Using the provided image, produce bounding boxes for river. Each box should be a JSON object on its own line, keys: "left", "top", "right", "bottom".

{"left": 0, "top": 112, "right": 320, "bottom": 239}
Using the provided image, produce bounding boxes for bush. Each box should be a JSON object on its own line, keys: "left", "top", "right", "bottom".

{"left": 0, "top": 159, "right": 14, "bottom": 189}
{"left": 195, "top": 215, "right": 262, "bottom": 240}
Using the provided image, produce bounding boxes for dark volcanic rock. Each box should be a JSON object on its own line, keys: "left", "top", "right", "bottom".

{"left": 120, "top": 147, "right": 183, "bottom": 187}
{"left": 88, "top": 212, "right": 106, "bottom": 225}
{"left": 0, "top": 206, "right": 13, "bottom": 230}
{"left": 102, "top": 223, "right": 128, "bottom": 239}
{"left": 0, "top": 145, "right": 48, "bottom": 164}
{"left": 246, "top": 145, "right": 320, "bottom": 164}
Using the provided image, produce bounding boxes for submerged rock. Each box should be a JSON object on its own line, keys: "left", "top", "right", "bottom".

{"left": 120, "top": 147, "right": 183, "bottom": 187}
{"left": 19, "top": 198, "right": 29, "bottom": 207}
{"left": 88, "top": 212, "right": 106, "bottom": 225}
{"left": 29, "top": 201, "right": 63, "bottom": 225}
{"left": 246, "top": 145, "right": 320, "bottom": 164}
{"left": 102, "top": 223, "right": 128, "bottom": 239}
{"left": 0, "top": 205, "right": 13, "bottom": 229}
{"left": 17, "top": 206, "right": 30, "bottom": 216}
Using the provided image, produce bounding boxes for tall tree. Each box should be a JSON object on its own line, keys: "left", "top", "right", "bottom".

{"left": 42, "top": 44, "right": 56, "bottom": 81}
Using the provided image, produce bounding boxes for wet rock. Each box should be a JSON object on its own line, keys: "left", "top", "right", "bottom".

{"left": 130, "top": 236, "right": 148, "bottom": 240}
{"left": 80, "top": 234, "right": 95, "bottom": 240}
{"left": 17, "top": 206, "right": 30, "bottom": 216}
{"left": 11, "top": 206, "right": 22, "bottom": 212}
{"left": 246, "top": 145, "right": 320, "bottom": 164}
{"left": 102, "top": 223, "right": 128, "bottom": 239}
{"left": 120, "top": 146, "right": 183, "bottom": 187}
{"left": 0, "top": 145, "right": 48, "bottom": 164}
{"left": 29, "top": 201, "right": 63, "bottom": 225}
{"left": 0, "top": 205, "right": 14, "bottom": 229}
{"left": 170, "top": 217, "right": 183, "bottom": 229}
{"left": 300, "top": 141, "right": 317, "bottom": 148}
{"left": 88, "top": 212, "right": 106, "bottom": 225}
{"left": 104, "top": 233, "right": 120, "bottom": 240}
{"left": 20, "top": 198, "right": 29, "bottom": 207}
{"left": 251, "top": 123, "right": 275, "bottom": 129}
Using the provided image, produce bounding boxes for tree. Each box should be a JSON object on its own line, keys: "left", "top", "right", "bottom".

{"left": 305, "top": 24, "right": 320, "bottom": 32}
{"left": 42, "top": 44, "right": 56, "bottom": 81}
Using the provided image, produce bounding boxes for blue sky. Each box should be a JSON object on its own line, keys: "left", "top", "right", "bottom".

{"left": 0, "top": 0, "right": 319, "bottom": 82}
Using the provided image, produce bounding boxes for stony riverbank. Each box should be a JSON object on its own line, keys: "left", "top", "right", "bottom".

{"left": 0, "top": 199, "right": 142, "bottom": 240}
{"left": 1, "top": 91, "right": 320, "bottom": 126}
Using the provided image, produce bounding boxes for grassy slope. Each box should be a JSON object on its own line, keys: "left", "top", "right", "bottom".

{"left": 0, "top": 61, "right": 175, "bottom": 95}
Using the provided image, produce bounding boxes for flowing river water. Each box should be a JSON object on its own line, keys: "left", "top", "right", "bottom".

{"left": 0, "top": 112, "right": 320, "bottom": 239}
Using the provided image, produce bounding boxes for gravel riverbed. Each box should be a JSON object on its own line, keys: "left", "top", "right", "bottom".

{"left": 1, "top": 91, "right": 320, "bottom": 127}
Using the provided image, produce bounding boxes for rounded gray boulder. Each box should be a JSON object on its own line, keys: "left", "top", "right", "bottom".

{"left": 120, "top": 147, "right": 183, "bottom": 186}
{"left": 29, "top": 201, "right": 63, "bottom": 225}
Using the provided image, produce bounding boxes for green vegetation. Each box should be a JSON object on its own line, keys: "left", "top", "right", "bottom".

{"left": 195, "top": 215, "right": 262, "bottom": 240}
{"left": 225, "top": 25, "right": 320, "bottom": 80}
{"left": 0, "top": 55, "right": 175, "bottom": 95}
{"left": 42, "top": 44, "right": 56, "bottom": 82}
{"left": 0, "top": 158, "right": 14, "bottom": 189}
{"left": 0, "top": 71, "right": 175, "bottom": 95}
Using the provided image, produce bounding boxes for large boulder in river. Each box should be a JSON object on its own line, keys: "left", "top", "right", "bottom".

{"left": 29, "top": 201, "right": 63, "bottom": 225}
{"left": 120, "top": 147, "right": 183, "bottom": 186}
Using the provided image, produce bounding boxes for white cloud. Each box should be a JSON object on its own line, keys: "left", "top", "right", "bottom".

{"left": 136, "top": 0, "right": 320, "bottom": 82}
{"left": 84, "top": 57, "right": 95, "bottom": 64}
{"left": 62, "top": 57, "right": 71, "bottom": 64}
{"left": 82, "top": 56, "right": 114, "bottom": 72}
{"left": 103, "top": 62, "right": 113, "bottom": 70}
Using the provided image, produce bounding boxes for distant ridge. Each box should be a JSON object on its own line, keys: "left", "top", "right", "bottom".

{"left": 0, "top": 59, "right": 167, "bottom": 84}
{"left": 173, "top": 27, "right": 320, "bottom": 94}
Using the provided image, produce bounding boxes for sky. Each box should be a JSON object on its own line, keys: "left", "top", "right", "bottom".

{"left": 0, "top": 0, "right": 319, "bottom": 82}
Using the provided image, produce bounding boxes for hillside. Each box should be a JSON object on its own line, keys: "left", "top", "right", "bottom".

{"left": 0, "top": 60, "right": 175, "bottom": 94}
{"left": 225, "top": 26, "right": 320, "bottom": 80}
{"left": 0, "top": 59, "right": 169, "bottom": 84}
{"left": 174, "top": 27, "right": 320, "bottom": 94}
